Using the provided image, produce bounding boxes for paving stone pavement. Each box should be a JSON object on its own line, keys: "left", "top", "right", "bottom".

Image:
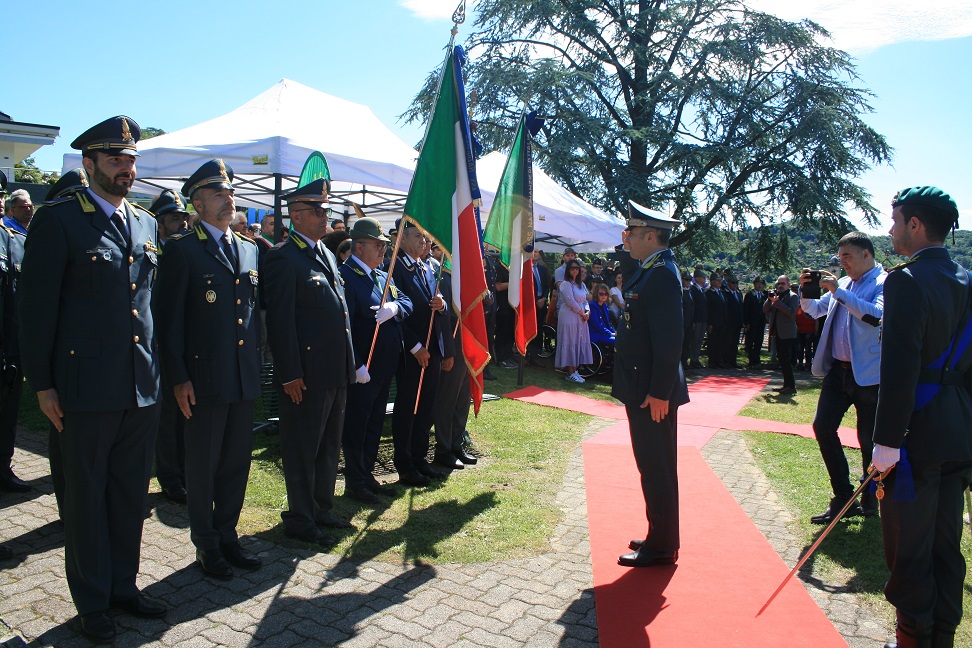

{"left": 1, "top": 410, "right": 893, "bottom": 646}
{"left": 0, "top": 423, "right": 599, "bottom": 648}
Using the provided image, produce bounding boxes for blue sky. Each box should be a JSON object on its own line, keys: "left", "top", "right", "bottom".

{"left": 6, "top": 1, "right": 970, "bottom": 233}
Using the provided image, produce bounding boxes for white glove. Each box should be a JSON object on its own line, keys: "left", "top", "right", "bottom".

{"left": 355, "top": 365, "right": 371, "bottom": 384}
{"left": 871, "top": 443, "right": 900, "bottom": 472}
{"left": 371, "top": 301, "right": 400, "bottom": 324}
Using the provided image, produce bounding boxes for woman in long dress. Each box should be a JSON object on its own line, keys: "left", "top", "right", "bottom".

{"left": 556, "top": 259, "right": 593, "bottom": 383}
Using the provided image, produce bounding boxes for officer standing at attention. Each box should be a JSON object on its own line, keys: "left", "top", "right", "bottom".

{"left": 155, "top": 159, "right": 262, "bottom": 580}
{"left": 339, "top": 218, "right": 412, "bottom": 503}
{"left": 613, "top": 200, "right": 689, "bottom": 568}
{"left": 148, "top": 190, "right": 192, "bottom": 504}
{"left": 264, "top": 179, "right": 356, "bottom": 547}
{"left": 871, "top": 187, "right": 971, "bottom": 648}
{"left": 19, "top": 117, "right": 166, "bottom": 642}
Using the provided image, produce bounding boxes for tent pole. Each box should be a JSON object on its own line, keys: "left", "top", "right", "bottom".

{"left": 273, "top": 173, "right": 283, "bottom": 242}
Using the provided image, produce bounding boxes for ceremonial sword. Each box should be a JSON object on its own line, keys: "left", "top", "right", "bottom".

{"left": 756, "top": 465, "right": 886, "bottom": 617}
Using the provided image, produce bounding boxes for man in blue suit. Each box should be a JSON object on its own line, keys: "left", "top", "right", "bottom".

{"left": 799, "top": 231, "right": 886, "bottom": 523}
{"left": 155, "top": 159, "right": 262, "bottom": 580}
{"left": 340, "top": 218, "right": 413, "bottom": 503}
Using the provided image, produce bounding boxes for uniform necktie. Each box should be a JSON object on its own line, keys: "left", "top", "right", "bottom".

{"left": 222, "top": 233, "right": 237, "bottom": 269}
{"left": 112, "top": 209, "right": 130, "bottom": 246}
{"left": 370, "top": 269, "right": 382, "bottom": 291}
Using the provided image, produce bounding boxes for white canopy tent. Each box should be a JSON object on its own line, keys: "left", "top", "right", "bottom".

{"left": 475, "top": 152, "right": 625, "bottom": 253}
{"left": 62, "top": 81, "right": 624, "bottom": 251}
{"left": 62, "top": 78, "right": 419, "bottom": 221}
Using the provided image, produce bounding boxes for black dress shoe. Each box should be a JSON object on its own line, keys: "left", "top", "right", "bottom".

{"left": 346, "top": 484, "right": 381, "bottom": 503}
{"left": 416, "top": 462, "right": 447, "bottom": 479}
{"left": 455, "top": 450, "right": 478, "bottom": 465}
{"left": 0, "top": 545, "right": 12, "bottom": 560}
{"left": 161, "top": 485, "right": 187, "bottom": 504}
{"left": 112, "top": 593, "right": 167, "bottom": 618}
{"left": 196, "top": 549, "right": 233, "bottom": 580}
{"left": 810, "top": 497, "right": 864, "bottom": 524}
{"left": 0, "top": 469, "right": 30, "bottom": 493}
{"left": 397, "top": 469, "right": 431, "bottom": 487}
{"left": 80, "top": 612, "right": 116, "bottom": 643}
{"left": 434, "top": 454, "right": 464, "bottom": 470}
{"left": 220, "top": 542, "right": 262, "bottom": 570}
{"left": 285, "top": 528, "right": 337, "bottom": 548}
{"left": 316, "top": 511, "right": 354, "bottom": 529}
{"left": 861, "top": 492, "right": 879, "bottom": 517}
{"left": 628, "top": 538, "right": 644, "bottom": 551}
{"left": 618, "top": 549, "right": 678, "bottom": 567}
{"left": 778, "top": 386, "right": 797, "bottom": 395}
{"left": 366, "top": 480, "right": 398, "bottom": 496}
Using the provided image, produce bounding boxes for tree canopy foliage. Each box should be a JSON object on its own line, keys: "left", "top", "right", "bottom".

{"left": 404, "top": 0, "right": 892, "bottom": 267}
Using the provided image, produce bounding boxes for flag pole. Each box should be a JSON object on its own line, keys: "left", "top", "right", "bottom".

{"left": 365, "top": 232, "right": 404, "bottom": 371}
{"left": 413, "top": 262, "right": 444, "bottom": 415}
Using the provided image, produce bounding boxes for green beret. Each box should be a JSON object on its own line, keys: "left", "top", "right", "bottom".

{"left": 892, "top": 186, "right": 959, "bottom": 224}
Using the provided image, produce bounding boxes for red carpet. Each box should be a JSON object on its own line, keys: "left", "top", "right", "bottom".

{"left": 503, "top": 386, "right": 627, "bottom": 419}
{"left": 584, "top": 441, "right": 847, "bottom": 647}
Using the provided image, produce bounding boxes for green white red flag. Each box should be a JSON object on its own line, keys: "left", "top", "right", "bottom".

{"left": 483, "top": 112, "right": 543, "bottom": 356}
{"left": 402, "top": 46, "right": 491, "bottom": 413}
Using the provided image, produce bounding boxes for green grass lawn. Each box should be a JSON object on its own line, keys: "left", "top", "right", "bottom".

{"left": 742, "top": 431, "right": 972, "bottom": 644}
{"left": 242, "top": 392, "right": 594, "bottom": 564}
{"left": 738, "top": 380, "right": 858, "bottom": 429}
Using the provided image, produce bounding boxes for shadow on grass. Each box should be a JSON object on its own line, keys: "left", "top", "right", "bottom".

{"left": 796, "top": 516, "right": 888, "bottom": 596}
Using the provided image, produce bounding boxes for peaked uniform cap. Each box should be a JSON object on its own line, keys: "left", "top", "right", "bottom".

{"left": 70, "top": 115, "right": 140, "bottom": 157}
{"left": 281, "top": 178, "right": 330, "bottom": 203}
{"left": 149, "top": 189, "right": 190, "bottom": 216}
{"left": 45, "top": 168, "right": 89, "bottom": 201}
{"left": 627, "top": 200, "right": 679, "bottom": 230}
{"left": 183, "top": 159, "right": 234, "bottom": 197}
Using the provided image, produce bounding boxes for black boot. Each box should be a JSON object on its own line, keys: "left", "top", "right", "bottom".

{"left": 885, "top": 615, "right": 933, "bottom": 648}
{"left": 932, "top": 624, "right": 955, "bottom": 648}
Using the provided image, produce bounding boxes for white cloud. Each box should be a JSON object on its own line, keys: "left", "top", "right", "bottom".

{"left": 399, "top": 0, "right": 464, "bottom": 21}
{"left": 746, "top": 0, "right": 972, "bottom": 52}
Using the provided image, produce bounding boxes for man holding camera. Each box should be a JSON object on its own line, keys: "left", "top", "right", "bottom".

{"left": 798, "top": 231, "right": 886, "bottom": 523}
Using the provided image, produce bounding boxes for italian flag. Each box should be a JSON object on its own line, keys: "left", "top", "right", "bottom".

{"left": 402, "top": 46, "right": 491, "bottom": 413}
{"left": 483, "top": 112, "right": 542, "bottom": 356}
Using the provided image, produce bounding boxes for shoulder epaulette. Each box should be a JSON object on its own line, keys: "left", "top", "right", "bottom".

{"left": 169, "top": 229, "right": 197, "bottom": 241}
{"left": 233, "top": 231, "right": 256, "bottom": 246}
{"left": 127, "top": 200, "right": 154, "bottom": 219}
{"left": 76, "top": 192, "right": 97, "bottom": 213}
{"left": 43, "top": 195, "right": 74, "bottom": 207}
{"left": 272, "top": 241, "right": 287, "bottom": 249}
{"left": 887, "top": 258, "right": 917, "bottom": 273}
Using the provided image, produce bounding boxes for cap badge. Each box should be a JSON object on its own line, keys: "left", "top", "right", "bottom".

{"left": 121, "top": 118, "right": 132, "bottom": 143}
{"left": 218, "top": 160, "right": 228, "bottom": 181}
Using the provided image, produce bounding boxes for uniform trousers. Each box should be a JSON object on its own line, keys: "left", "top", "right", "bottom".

{"left": 154, "top": 392, "right": 186, "bottom": 492}
{"left": 706, "top": 326, "right": 724, "bottom": 367}
{"left": 812, "top": 362, "right": 877, "bottom": 499}
{"left": 342, "top": 374, "right": 394, "bottom": 489}
{"left": 881, "top": 460, "right": 972, "bottom": 630}
{"left": 0, "top": 365, "right": 23, "bottom": 471}
{"left": 278, "top": 385, "right": 345, "bottom": 535}
{"left": 691, "top": 323, "right": 706, "bottom": 366}
{"left": 392, "top": 351, "right": 441, "bottom": 473}
{"left": 776, "top": 337, "right": 795, "bottom": 388}
{"left": 625, "top": 404, "right": 680, "bottom": 552}
{"left": 49, "top": 424, "right": 64, "bottom": 518}
{"left": 495, "top": 307, "right": 515, "bottom": 362}
{"left": 60, "top": 404, "right": 160, "bottom": 615}
{"left": 184, "top": 401, "right": 254, "bottom": 552}
{"left": 745, "top": 325, "right": 765, "bottom": 366}
{"left": 433, "top": 355, "right": 470, "bottom": 458}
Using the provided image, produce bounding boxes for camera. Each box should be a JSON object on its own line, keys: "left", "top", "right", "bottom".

{"left": 802, "top": 270, "right": 822, "bottom": 299}
{"left": 766, "top": 289, "right": 777, "bottom": 299}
